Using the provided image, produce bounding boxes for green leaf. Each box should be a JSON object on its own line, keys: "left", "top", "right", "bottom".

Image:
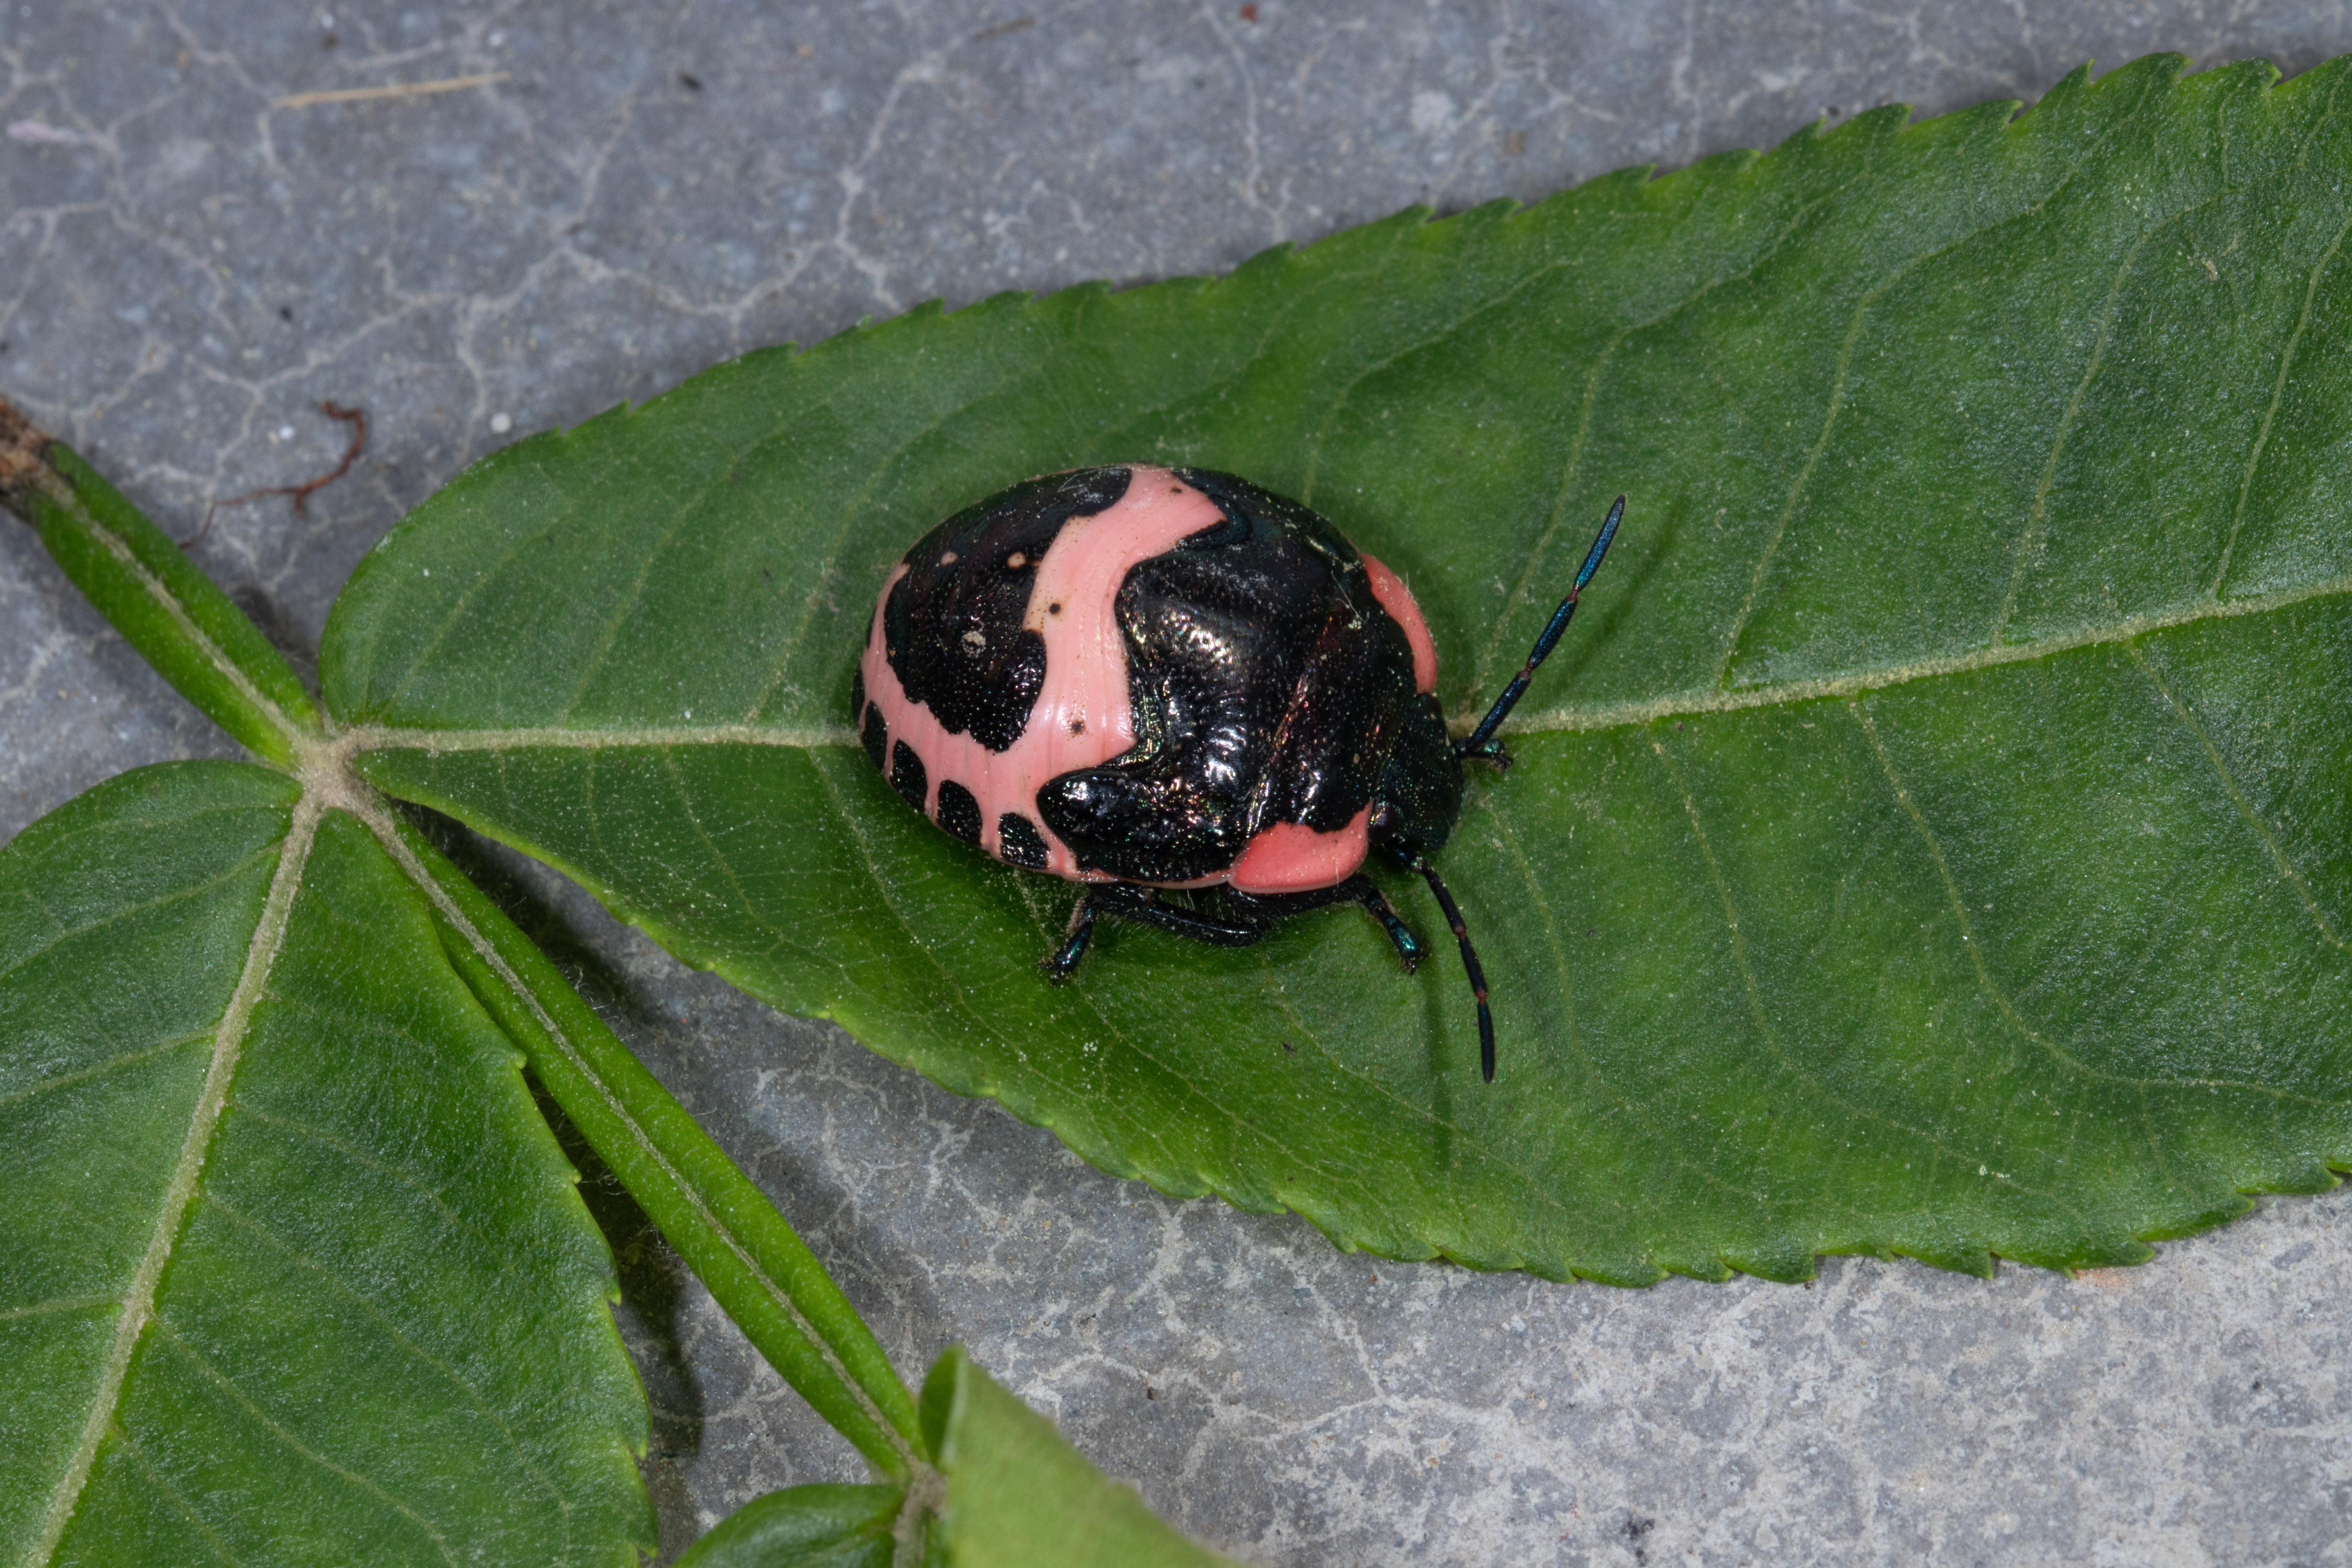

{"left": 2, "top": 414, "right": 321, "bottom": 765}
{"left": 393, "top": 819, "right": 927, "bottom": 1479}
{"left": 675, "top": 1351, "right": 1254, "bottom": 1568}
{"left": 0, "top": 763, "right": 651, "bottom": 1565}
{"left": 921, "top": 1348, "right": 1238, "bottom": 1568}
{"left": 6, "top": 399, "right": 942, "bottom": 1552}
{"left": 671, "top": 1484, "right": 906, "bottom": 1568}
{"left": 324, "top": 54, "right": 2352, "bottom": 1281}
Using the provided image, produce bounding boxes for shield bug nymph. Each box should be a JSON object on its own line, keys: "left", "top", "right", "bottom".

{"left": 853, "top": 464, "right": 1621, "bottom": 1082}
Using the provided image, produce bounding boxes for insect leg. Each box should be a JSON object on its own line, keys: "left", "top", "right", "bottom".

{"left": 1098, "top": 882, "right": 1266, "bottom": 947}
{"left": 1350, "top": 878, "right": 1425, "bottom": 971}
{"left": 1227, "top": 874, "right": 1423, "bottom": 972}
{"left": 1042, "top": 883, "right": 1265, "bottom": 982}
{"left": 1040, "top": 890, "right": 1103, "bottom": 981}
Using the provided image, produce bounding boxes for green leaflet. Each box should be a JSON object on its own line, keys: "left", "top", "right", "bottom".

{"left": 677, "top": 1346, "right": 1250, "bottom": 1568}
{"left": 921, "top": 1348, "right": 1240, "bottom": 1568}
{"left": 671, "top": 1484, "right": 907, "bottom": 1568}
{"left": 7, "top": 442, "right": 321, "bottom": 766}
{"left": 322, "top": 53, "right": 2352, "bottom": 1281}
{"left": 0, "top": 764, "right": 651, "bottom": 1565}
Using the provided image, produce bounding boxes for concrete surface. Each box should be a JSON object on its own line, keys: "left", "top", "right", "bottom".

{"left": 5, "top": 2, "right": 2350, "bottom": 1563}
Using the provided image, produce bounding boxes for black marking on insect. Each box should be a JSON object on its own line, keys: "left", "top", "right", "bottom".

{"left": 854, "top": 464, "right": 1623, "bottom": 1082}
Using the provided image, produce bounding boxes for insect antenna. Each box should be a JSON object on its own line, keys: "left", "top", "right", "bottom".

{"left": 1455, "top": 495, "right": 1625, "bottom": 762}
{"left": 1412, "top": 856, "right": 1496, "bottom": 1082}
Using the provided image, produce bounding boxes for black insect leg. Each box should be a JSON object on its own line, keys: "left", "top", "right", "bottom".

{"left": 1350, "top": 880, "right": 1425, "bottom": 973}
{"left": 1226, "top": 874, "right": 1424, "bottom": 973}
{"left": 1042, "top": 874, "right": 1429, "bottom": 987}
{"left": 1108, "top": 886, "right": 1266, "bottom": 947}
{"left": 1408, "top": 855, "right": 1496, "bottom": 1082}
{"left": 1041, "top": 891, "right": 1102, "bottom": 981}
{"left": 1040, "top": 882, "right": 1265, "bottom": 982}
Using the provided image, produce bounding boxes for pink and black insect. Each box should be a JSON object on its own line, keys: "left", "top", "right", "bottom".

{"left": 853, "top": 465, "right": 1622, "bottom": 1082}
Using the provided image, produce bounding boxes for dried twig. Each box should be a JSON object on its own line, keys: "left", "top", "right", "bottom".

{"left": 275, "top": 72, "right": 509, "bottom": 110}
{"left": 186, "top": 401, "right": 366, "bottom": 549}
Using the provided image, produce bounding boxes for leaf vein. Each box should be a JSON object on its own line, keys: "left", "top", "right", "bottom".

{"left": 2121, "top": 638, "right": 2350, "bottom": 955}
{"left": 1847, "top": 696, "right": 2336, "bottom": 1100}
{"left": 1487, "top": 804, "right": 1755, "bottom": 1255}
{"left": 195, "top": 1191, "right": 567, "bottom": 1509}
{"left": 113, "top": 1426, "right": 247, "bottom": 1568}
{"left": 0, "top": 1294, "right": 122, "bottom": 1323}
{"left": 0, "top": 840, "right": 284, "bottom": 990}
{"left": 1470, "top": 179, "right": 1854, "bottom": 693}
{"left": 149, "top": 1321, "right": 459, "bottom": 1567}
{"left": 26, "top": 795, "right": 318, "bottom": 1568}
{"left": 0, "top": 1030, "right": 212, "bottom": 1110}
{"left": 742, "top": 354, "right": 1046, "bottom": 724}
{"left": 1512, "top": 571, "right": 2352, "bottom": 736}
{"left": 1712, "top": 82, "right": 2174, "bottom": 685}
{"left": 2209, "top": 200, "right": 2352, "bottom": 597}
{"left": 224, "top": 1098, "right": 539, "bottom": 1284}
{"left": 1648, "top": 733, "right": 2082, "bottom": 1213}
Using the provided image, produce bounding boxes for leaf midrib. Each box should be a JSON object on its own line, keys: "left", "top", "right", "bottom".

{"left": 338, "top": 570, "right": 2351, "bottom": 757}
{"left": 29, "top": 795, "right": 319, "bottom": 1566}
{"left": 56, "top": 471, "right": 314, "bottom": 762}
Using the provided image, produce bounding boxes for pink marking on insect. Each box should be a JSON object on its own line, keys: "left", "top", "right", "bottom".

{"left": 858, "top": 466, "right": 1225, "bottom": 880}
{"left": 1227, "top": 806, "right": 1372, "bottom": 894}
{"left": 1360, "top": 553, "right": 1436, "bottom": 695}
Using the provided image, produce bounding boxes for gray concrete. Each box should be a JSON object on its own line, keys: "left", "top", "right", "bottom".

{"left": 4, "top": 2, "right": 2349, "bottom": 1562}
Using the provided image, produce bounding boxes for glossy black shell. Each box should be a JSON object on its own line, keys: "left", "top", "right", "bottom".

{"left": 862, "top": 466, "right": 1461, "bottom": 884}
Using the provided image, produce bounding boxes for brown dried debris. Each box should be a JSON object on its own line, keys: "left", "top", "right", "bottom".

{"left": 0, "top": 395, "right": 59, "bottom": 518}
